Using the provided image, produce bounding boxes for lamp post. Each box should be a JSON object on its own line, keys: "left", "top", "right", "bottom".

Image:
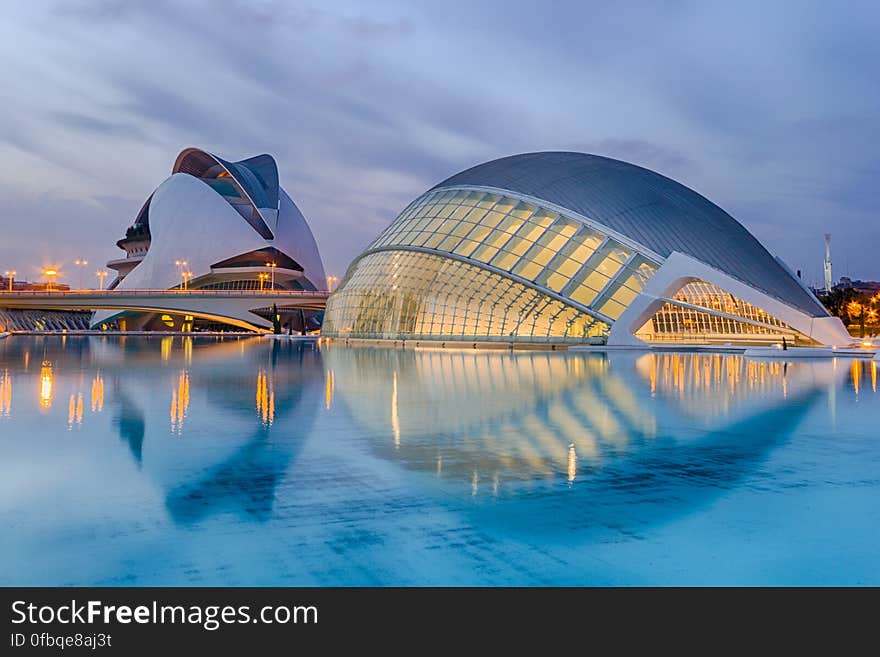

{"left": 95, "top": 270, "right": 109, "bottom": 290}
{"left": 265, "top": 262, "right": 278, "bottom": 291}
{"left": 174, "top": 260, "right": 189, "bottom": 290}
{"left": 258, "top": 272, "right": 269, "bottom": 291}
{"left": 327, "top": 275, "right": 338, "bottom": 293}
{"left": 3, "top": 270, "right": 15, "bottom": 292}
{"left": 43, "top": 269, "right": 58, "bottom": 292}
{"left": 182, "top": 271, "right": 193, "bottom": 291}
{"left": 73, "top": 259, "right": 88, "bottom": 289}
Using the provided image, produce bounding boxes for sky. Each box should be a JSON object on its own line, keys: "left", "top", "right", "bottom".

{"left": 1, "top": 0, "right": 878, "bottom": 288}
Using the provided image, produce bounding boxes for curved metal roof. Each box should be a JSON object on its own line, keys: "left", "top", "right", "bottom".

{"left": 173, "top": 148, "right": 279, "bottom": 240}
{"left": 433, "top": 152, "right": 827, "bottom": 317}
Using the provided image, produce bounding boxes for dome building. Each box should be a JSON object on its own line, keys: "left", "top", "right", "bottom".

{"left": 323, "top": 152, "right": 849, "bottom": 347}
{"left": 96, "top": 148, "right": 326, "bottom": 332}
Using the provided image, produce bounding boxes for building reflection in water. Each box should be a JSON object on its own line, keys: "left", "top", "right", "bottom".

{"left": 325, "top": 347, "right": 857, "bottom": 532}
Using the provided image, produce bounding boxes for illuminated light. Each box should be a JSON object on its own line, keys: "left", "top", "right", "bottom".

{"left": 567, "top": 442, "right": 577, "bottom": 484}
{"left": 871, "top": 361, "right": 877, "bottom": 394}
{"left": 183, "top": 337, "right": 192, "bottom": 365}
{"left": 391, "top": 371, "right": 400, "bottom": 449}
{"left": 76, "top": 393, "right": 83, "bottom": 426}
{"left": 161, "top": 314, "right": 175, "bottom": 328}
{"left": 39, "top": 361, "right": 53, "bottom": 410}
{"left": 436, "top": 454, "right": 443, "bottom": 476}
{"left": 471, "top": 470, "right": 478, "bottom": 496}
{"left": 68, "top": 394, "right": 75, "bottom": 430}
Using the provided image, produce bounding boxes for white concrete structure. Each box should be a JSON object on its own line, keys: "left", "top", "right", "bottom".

{"left": 95, "top": 148, "right": 326, "bottom": 332}
{"left": 324, "top": 152, "right": 851, "bottom": 347}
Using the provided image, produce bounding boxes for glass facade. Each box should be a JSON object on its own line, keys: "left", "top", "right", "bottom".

{"left": 325, "top": 188, "right": 809, "bottom": 346}
{"left": 325, "top": 187, "right": 661, "bottom": 343}
{"left": 323, "top": 251, "right": 608, "bottom": 342}
{"left": 636, "top": 280, "right": 816, "bottom": 345}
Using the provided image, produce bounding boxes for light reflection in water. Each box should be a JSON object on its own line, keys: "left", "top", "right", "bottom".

{"left": 325, "top": 369, "right": 334, "bottom": 411}
{"left": 161, "top": 337, "right": 172, "bottom": 362}
{"left": 391, "top": 370, "right": 400, "bottom": 449}
{"left": 67, "top": 393, "right": 83, "bottom": 430}
{"left": 170, "top": 370, "right": 190, "bottom": 435}
{"left": 39, "top": 361, "right": 53, "bottom": 411}
{"left": 0, "top": 369, "right": 11, "bottom": 418}
{"left": 256, "top": 369, "right": 275, "bottom": 427}
{"left": 91, "top": 373, "right": 104, "bottom": 412}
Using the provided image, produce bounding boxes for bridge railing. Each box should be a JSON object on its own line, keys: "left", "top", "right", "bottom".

{"left": 0, "top": 289, "right": 330, "bottom": 298}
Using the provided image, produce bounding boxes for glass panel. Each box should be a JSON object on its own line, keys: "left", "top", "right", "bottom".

{"left": 322, "top": 250, "right": 608, "bottom": 343}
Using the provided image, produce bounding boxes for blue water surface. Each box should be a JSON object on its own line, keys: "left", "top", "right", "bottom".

{"left": 0, "top": 336, "right": 877, "bottom": 585}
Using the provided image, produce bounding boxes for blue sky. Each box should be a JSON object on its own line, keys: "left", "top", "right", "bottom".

{"left": 1, "top": 1, "right": 878, "bottom": 287}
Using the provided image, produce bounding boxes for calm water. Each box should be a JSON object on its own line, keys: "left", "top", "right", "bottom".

{"left": 0, "top": 336, "right": 878, "bottom": 585}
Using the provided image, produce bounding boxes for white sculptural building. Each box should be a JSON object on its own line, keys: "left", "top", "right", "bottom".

{"left": 323, "top": 152, "right": 851, "bottom": 347}
{"left": 96, "top": 148, "right": 326, "bottom": 331}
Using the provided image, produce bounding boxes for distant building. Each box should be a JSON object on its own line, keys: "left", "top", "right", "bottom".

{"left": 835, "top": 277, "right": 880, "bottom": 295}
{"left": 0, "top": 276, "right": 70, "bottom": 292}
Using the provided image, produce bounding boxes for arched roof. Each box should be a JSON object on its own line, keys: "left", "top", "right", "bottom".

{"left": 433, "top": 152, "right": 827, "bottom": 317}
{"left": 173, "top": 147, "right": 280, "bottom": 239}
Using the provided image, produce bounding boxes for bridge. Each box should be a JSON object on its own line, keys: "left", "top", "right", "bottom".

{"left": 0, "top": 289, "right": 329, "bottom": 332}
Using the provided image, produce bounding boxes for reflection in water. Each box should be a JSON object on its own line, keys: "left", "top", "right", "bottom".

{"left": 162, "top": 341, "right": 321, "bottom": 525}
{"left": 325, "top": 369, "right": 334, "bottom": 411}
{"left": 67, "top": 393, "right": 83, "bottom": 430}
{"left": 91, "top": 373, "right": 104, "bottom": 412}
{"left": 39, "top": 361, "right": 53, "bottom": 410}
{"left": 114, "top": 390, "right": 145, "bottom": 466}
{"left": 0, "top": 369, "right": 11, "bottom": 418}
{"left": 256, "top": 369, "right": 275, "bottom": 427}
{"left": 1, "top": 335, "right": 879, "bottom": 585}
{"left": 170, "top": 370, "right": 190, "bottom": 435}
{"left": 326, "top": 346, "right": 854, "bottom": 533}
{"left": 392, "top": 370, "right": 400, "bottom": 449}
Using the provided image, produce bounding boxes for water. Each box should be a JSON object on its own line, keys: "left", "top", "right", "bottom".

{"left": 0, "top": 336, "right": 878, "bottom": 585}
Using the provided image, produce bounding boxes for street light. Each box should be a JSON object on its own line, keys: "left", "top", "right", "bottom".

{"left": 327, "top": 275, "right": 338, "bottom": 292}
{"left": 174, "top": 260, "right": 189, "bottom": 290}
{"left": 43, "top": 269, "right": 58, "bottom": 292}
{"left": 73, "top": 259, "right": 88, "bottom": 289}
{"left": 95, "top": 270, "right": 109, "bottom": 290}
{"left": 181, "top": 271, "right": 194, "bottom": 290}
{"left": 258, "top": 272, "right": 269, "bottom": 291}
{"left": 265, "top": 262, "right": 278, "bottom": 291}
{"left": 3, "top": 270, "right": 15, "bottom": 292}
